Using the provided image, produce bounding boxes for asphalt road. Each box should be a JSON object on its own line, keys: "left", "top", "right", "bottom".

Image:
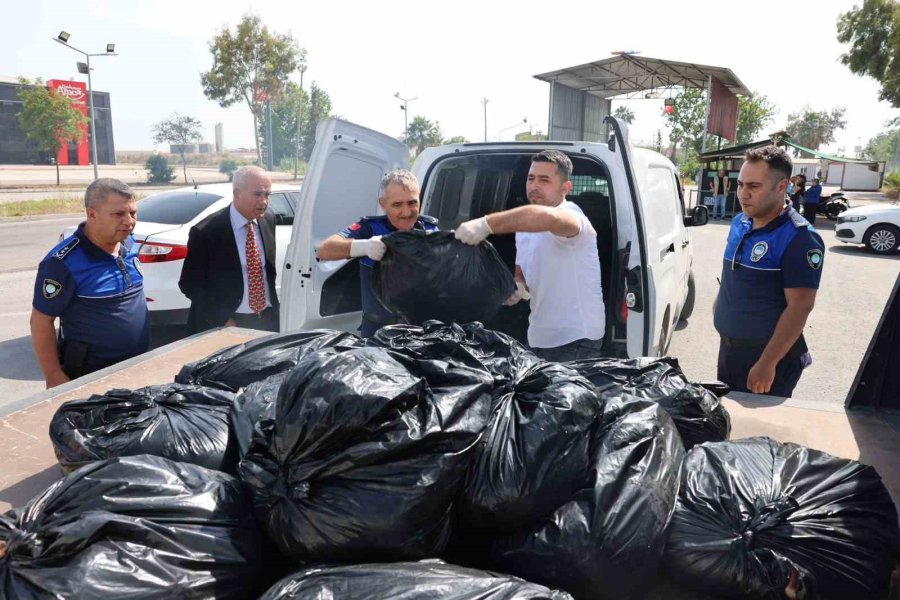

{"left": 0, "top": 211, "right": 897, "bottom": 411}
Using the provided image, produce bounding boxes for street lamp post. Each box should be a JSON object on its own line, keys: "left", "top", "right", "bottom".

{"left": 498, "top": 118, "right": 528, "bottom": 141}
{"left": 394, "top": 92, "right": 417, "bottom": 140}
{"left": 53, "top": 31, "right": 117, "bottom": 180}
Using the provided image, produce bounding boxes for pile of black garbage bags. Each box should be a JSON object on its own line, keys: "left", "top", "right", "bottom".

{"left": 3, "top": 322, "right": 898, "bottom": 599}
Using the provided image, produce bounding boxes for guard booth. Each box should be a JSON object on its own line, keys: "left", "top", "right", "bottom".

{"left": 533, "top": 54, "right": 749, "bottom": 143}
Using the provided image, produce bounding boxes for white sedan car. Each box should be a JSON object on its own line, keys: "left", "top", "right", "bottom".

{"left": 834, "top": 203, "right": 900, "bottom": 254}
{"left": 62, "top": 183, "right": 301, "bottom": 325}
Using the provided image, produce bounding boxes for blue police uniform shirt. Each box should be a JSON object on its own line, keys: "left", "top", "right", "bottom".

{"left": 714, "top": 206, "right": 824, "bottom": 341}
{"left": 338, "top": 215, "right": 438, "bottom": 318}
{"left": 32, "top": 223, "right": 150, "bottom": 362}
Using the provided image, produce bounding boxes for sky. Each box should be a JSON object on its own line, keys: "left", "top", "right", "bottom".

{"left": 3, "top": 0, "right": 893, "bottom": 156}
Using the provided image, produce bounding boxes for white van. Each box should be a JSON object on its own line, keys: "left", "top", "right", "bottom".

{"left": 281, "top": 118, "right": 708, "bottom": 358}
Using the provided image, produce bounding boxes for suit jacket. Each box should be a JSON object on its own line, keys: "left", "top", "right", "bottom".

{"left": 179, "top": 205, "right": 280, "bottom": 334}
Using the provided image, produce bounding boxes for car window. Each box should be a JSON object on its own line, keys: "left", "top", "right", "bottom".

{"left": 269, "top": 192, "right": 294, "bottom": 218}
{"left": 137, "top": 191, "right": 224, "bottom": 225}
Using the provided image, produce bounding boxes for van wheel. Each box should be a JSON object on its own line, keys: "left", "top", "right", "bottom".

{"left": 864, "top": 224, "right": 899, "bottom": 254}
{"left": 680, "top": 272, "right": 696, "bottom": 321}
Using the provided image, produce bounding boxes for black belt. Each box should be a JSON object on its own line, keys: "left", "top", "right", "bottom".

{"left": 720, "top": 335, "right": 807, "bottom": 357}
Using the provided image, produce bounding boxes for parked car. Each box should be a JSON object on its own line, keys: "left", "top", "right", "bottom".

{"left": 61, "top": 183, "right": 301, "bottom": 325}
{"left": 834, "top": 203, "right": 900, "bottom": 254}
{"left": 281, "top": 118, "right": 708, "bottom": 358}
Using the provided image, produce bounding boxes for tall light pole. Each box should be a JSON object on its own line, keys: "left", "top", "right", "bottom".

{"left": 498, "top": 117, "right": 528, "bottom": 141}
{"left": 53, "top": 31, "right": 117, "bottom": 180}
{"left": 394, "top": 92, "right": 417, "bottom": 140}
{"left": 481, "top": 98, "right": 489, "bottom": 142}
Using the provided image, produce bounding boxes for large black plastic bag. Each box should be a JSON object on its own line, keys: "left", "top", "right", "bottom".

{"left": 460, "top": 363, "right": 602, "bottom": 531}
{"left": 375, "top": 230, "right": 516, "bottom": 325}
{"left": 370, "top": 320, "right": 540, "bottom": 387}
{"left": 238, "top": 346, "right": 494, "bottom": 563}
{"left": 0, "top": 455, "right": 263, "bottom": 599}
{"left": 176, "top": 329, "right": 363, "bottom": 392}
{"left": 260, "top": 560, "right": 574, "bottom": 599}
{"left": 231, "top": 372, "right": 285, "bottom": 460}
{"left": 567, "top": 356, "right": 730, "bottom": 449}
{"left": 665, "top": 437, "right": 900, "bottom": 600}
{"left": 453, "top": 397, "right": 685, "bottom": 600}
{"left": 49, "top": 383, "right": 238, "bottom": 473}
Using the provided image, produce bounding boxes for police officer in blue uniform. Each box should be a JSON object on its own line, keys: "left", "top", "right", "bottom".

{"left": 30, "top": 178, "right": 149, "bottom": 388}
{"left": 317, "top": 169, "right": 437, "bottom": 337}
{"left": 714, "top": 146, "right": 824, "bottom": 397}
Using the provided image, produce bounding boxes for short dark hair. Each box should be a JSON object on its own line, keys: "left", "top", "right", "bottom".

{"left": 744, "top": 145, "right": 792, "bottom": 182}
{"left": 84, "top": 178, "right": 134, "bottom": 209}
{"left": 531, "top": 150, "right": 572, "bottom": 181}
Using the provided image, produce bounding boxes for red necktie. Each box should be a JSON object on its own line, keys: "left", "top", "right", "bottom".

{"left": 245, "top": 221, "right": 266, "bottom": 314}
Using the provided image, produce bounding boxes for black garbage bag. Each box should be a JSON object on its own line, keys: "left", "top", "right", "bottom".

{"left": 460, "top": 363, "right": 602, "bottom": 531}
{"left": 0, "top": 455, "right": 264, "bottom": 600}
{"left": 176, "top": 329, "right": 363, "bottom": 392}
{"left": 49, "top": 383, "right": 238, "bottom": 474}
{"left": 452, "top": 397, "right": 685, "bottom": 600}
{"left": 231, "top": 372, "right": 285, "bottom": 460}
{"left": 567, "top": 356, "right": 730, "bottom": 449}
{"left": 665, "top": 437, "right": 900, "bottom": 600}
{"left": 238, "top": 346, "right": 493, "bottom": 563}
{"left": 370, "top": 320, "right": 540, "bottom": 387}
{"left": 374, "top": 230, "right": 516, "bottom": 326}
{"left": 260, "top": 560, "right": 574, "bottom": 600}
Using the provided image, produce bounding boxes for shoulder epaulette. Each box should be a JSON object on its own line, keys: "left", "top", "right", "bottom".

{"left": 419, "top": 215, "right": 439, "bottom": 225}
{"left": 789, "top": 210, "right": 808, "bottom": 228}
{"left": 52, "top": 237, "right": 80, "bottom": 260}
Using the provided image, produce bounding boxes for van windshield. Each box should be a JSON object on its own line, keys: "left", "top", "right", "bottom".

{"left": 137, "top": 191, "right": 224, "bottom": 225}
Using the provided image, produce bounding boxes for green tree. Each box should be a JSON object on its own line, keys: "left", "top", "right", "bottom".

{"left": 201, "top": 13, "right": 306, "bottom": 165}
{"left": 837, "top": 0, "right": 900, "bottom": 107}
{"left": 784, "top": 106, "right": 847, "bottom": 155}
{"left": 405, "top": 115, "right": 443, "bottom": 155}
{"left": 145, "top": 154, "right": 176, "bottom": 184}
{"left": 16, "top": 77, "right": 88, "bottom": 186}
{"left": 654, "top": 129, "right": 663, "bottom": 153}
{"left": 152, "top": 113, "right": 204, "bottom": 184}
{"left": 259, "top": 82, "right": 309, "bottom": 177}
{"left": 299, "top": 83, "right": 333, "bottom": 161}
{"left": 736, "top": 93, "right": 777, "bottom": 144}
{"left": 864, "top": 122, "right": 900, "bottom": 169}
{"left": 663, "top": 88, "right": 707, "bottom": 158}
{"left": 444, "top": 135, "right": 469, "bottom": 144}
{"left": 219, "top": 158, "right": 239, "bottom": 182}
{"left": 613, "top": 105, "right": 635, "bottom": 124}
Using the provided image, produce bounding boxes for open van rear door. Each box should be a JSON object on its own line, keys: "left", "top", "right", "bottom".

{"left": 280, "top": 119, "right": 410, "bottom": 333}
{"left": 605, "top": 116, "right": 654, "bottom": 357}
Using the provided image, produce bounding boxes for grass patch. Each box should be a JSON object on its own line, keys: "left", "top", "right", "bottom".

{"left": 0, "top": 194, "right": 145, "bottom": 218}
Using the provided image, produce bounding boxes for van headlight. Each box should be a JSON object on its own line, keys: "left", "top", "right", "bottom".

{"left": 837, "top": 215, "right": 867, "bottom": 224}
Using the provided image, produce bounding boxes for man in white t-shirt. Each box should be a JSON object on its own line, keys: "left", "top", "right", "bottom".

{"left": 455, "top": 150, "right": 605, "bottom": 362}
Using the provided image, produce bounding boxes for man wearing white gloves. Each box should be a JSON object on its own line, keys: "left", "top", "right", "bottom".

{"left": 317, "top": 169, "right": 438, "bottom": 337}
{"left": 455, "top": 150, "right": 605, "bottom": 361}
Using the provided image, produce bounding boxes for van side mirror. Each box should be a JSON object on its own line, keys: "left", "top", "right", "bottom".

{"left": 686, "top": 205, "right": 709, "bottom": 227}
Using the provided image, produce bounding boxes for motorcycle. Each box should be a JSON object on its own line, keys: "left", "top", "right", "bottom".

{"left": 822, "top": 192, "right": 850, "bottom": 220}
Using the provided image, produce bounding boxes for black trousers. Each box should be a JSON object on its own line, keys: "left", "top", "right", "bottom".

{"left": 716, "top": 343, "right": 803, "bottom": 397}
{"left": 232, "top": 306, "right": 279, "bottom": 332}
{"left": 802, "top": 203, "right": 818, "bottom": 226}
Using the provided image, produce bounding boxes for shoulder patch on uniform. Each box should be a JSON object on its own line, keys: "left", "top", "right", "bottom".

{"left": 419, "top": 215, "right": 438, "bottom": 225}
{"left": 806, "top": 249, "right": 824, "bottom": 270}
{"left": 348, "top": 222, "right": 361, "bottom": 231}
{"left": 53, "top": 237, "right": 79, "bottom": 260}
{"left": 750, "top": 241, "right": 769, "bottom": 262}
{"left": 42, "top": 278, "right": 62, "bottom": 299}
{"left": 133, "top": 256, "right": 143, "bottom": 275}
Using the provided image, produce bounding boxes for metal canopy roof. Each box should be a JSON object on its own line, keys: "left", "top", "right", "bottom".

{"left": 534, "top": 54, "right": 751, "bottom": 99}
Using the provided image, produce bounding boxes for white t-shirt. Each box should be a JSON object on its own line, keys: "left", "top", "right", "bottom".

{"left": 515, "top": 200, "right": 605, "bottom": 348}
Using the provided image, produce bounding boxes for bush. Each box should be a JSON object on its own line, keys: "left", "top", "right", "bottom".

{"left": 145, "top": 154, "right": 176, "bottom": 184}
{"left": 883, "top": 171, "right": 900, "bottom": 199}
{"left": 219, "top": 158, "right": 239, "bottom": 181}
{"left": 276, "top": 156, "right": 306, "bottom": 177}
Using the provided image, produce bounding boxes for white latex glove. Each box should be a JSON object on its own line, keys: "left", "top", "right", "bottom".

{"left": 349, "top": 236, "right": 386, "bottom": 260}
{"left": 504, "top": 280, "right": 531, "bottom": 306}
{"left": 455, "top": 216, "right": 494, "bottom": 245}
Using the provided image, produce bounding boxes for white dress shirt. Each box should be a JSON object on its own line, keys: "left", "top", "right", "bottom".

{"left": 229, "top": 203, "right": 272, "bottom": 314}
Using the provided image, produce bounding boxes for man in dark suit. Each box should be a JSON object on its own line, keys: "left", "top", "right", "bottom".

{"left": 179, "top": 166, "right": 280, "bottom": 333}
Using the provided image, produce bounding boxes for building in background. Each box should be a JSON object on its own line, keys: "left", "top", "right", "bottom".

{"left": 0, "top": 76, "right": 116, "bottom": 165}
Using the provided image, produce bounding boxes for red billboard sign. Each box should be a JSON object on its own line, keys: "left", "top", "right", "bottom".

{"left": 707, "top": 76, "right": 738, "bottom": 142}
{"left": 47, "top": 79, "right": 89, "bottom": 166}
